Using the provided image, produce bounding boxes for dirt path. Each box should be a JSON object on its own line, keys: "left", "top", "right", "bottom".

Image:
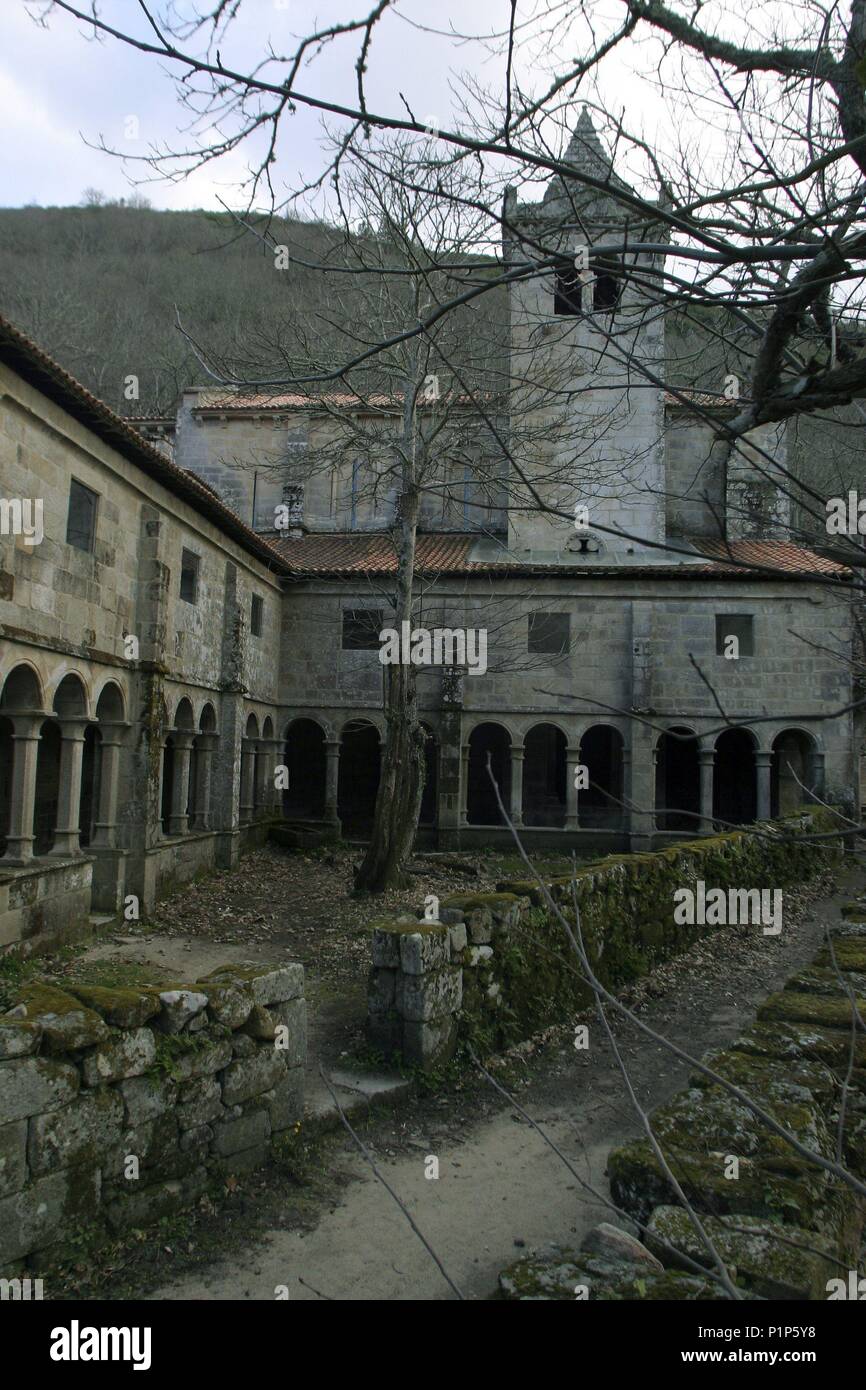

{"left": 140, "top": 861, "right": 866, "bottom": 1302}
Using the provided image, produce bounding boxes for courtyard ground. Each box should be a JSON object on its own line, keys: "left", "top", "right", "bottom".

{"left": 17, "top": 841, "right": 864, "bottom": 1302}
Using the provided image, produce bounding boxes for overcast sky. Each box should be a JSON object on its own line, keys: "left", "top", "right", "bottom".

{"left": 1, "top": 0, "right": 667, "bottom": 212}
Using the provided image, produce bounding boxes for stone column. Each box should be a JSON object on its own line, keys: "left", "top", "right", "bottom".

{"left": 620, "top": 746, "right": 633, "bottom": 831}
{"left": 565, "top": 744, "right": 581, "bottom": 832}
{"left": 239, "top": 739, "right": 255, "bottom": 824}
{"left": 458, "top": 743, "right": 470, "bottom": 827}
{"left": 698, "top": 745, "right": 715, "bottom": 834}
{"left": 626, "top": 725, "right": 656, "bottom": 851}
{"left": 509, "top": 746, "right": 524, "bottom": 827}
{"left": 263, "top": 737, "right": 282, "bottom": 814}
{"left": 807, "top": 749, "right": 825, "bottom": 802}
{"left": 755, "top": 749, "right": 772, "bottom": 822}
{"left": 90, "top": 721, "right": 128, "bottom": 848}
{"left": 3, "top": 712, "right": 44, "bottom": 863}
{"left": 168, "top": 731, "right": 194, "bottom": 836}
{"left": 191, "top": 733, "right": 217, "bottom": 830}
{"left": 324, "top": 739, "right": 340, "bottom": 825}
{"left": 51, "top": 717, "right": 90, "bottom": 856}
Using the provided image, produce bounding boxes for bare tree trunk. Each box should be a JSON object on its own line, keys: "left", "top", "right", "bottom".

{"left": 354, "top": 480, "right": 426, "bottom": 892}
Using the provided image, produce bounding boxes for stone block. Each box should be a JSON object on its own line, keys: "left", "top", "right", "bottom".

{"left": 0, "top": 1121, "right": 27, "bottom": 1199}
{"left": 14, "top": 984, "right": 109, "bottom": 1052}
{"left": 367, "top": 968, "right": 395, "bottom": 1014}
{"left": 397, "top": 967, "right": 462, "bottom": 1022}
{"left": 103, "top": 1169, "right": 207, "bottom": 1234}
{"left": 271, "top": 999, "right": 306, "bottom": 1069}
{"left": 197, "top": 981, "right": 254, "bottom": 1029}
{"left": 0, "top": 1055, "right": 80, "bottom": 1123}
{"left": 118, "top": 1073, "right": 177, "bottom": 1127}
{"left": 64, "top": 984, "right": 160, "bottom": 1029}
{"left": 401, "top": 1016, "right": 457, "bottom": 1070}
{"left": 371, "top": 929, "right": 401, "bottom": 969}
{"left": 156, "top": 989, "right": 209, "bottom": 1034}
{"left": 221, "top": 1050, "right": 287, "bottom": 1106}
{"left": 0, "top": 1167, "right": 101, "bottom": 1261}
{"left": 177, "top": 1076, "right": 224, "bottom": 1130}
{"left": 241, "top": 1004, "right": 278, "bottom": 1041}
{"left": 261, "top": 1073, "right": 304, "bottom": 1133}
{"left": 447, "top": 923, "right": 467, "bottom": 957}
{"left": 211, "top": 1108, "right": 270, "bottom": 1157}
{"left": 81, "top": 1027, "right": 156, "bottom": 1087}
{"left": 204, "top": 964, "right": 303, "bottom": 1007}
{"left": 399, "top": 927, "right": 450, "bottom": 975}
{"left": 0, "top": 1021, "right": 42, "bottom": 1059}
{"left": 29, "top": 1087, "right": 125, "bottom": 1176}
{"left": 163, "top": 1037, "right": 232, "bottom": 1083}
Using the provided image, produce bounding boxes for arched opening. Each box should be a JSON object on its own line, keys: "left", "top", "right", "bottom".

{"left": 419, "top": 723, "right": 438, "bottom": 826}
{"left": 33, "top": 720, "right": 62, "bottom": 854}
{"left": 772, "top": 730, "right": 815, "bottom": 817}
{"left": 714, "top": 728, "right": 757, "bottom": 825}
{"left": 523, "top": 723, "right": 566, "bottom": 827}
{"left": 1, "top": 664, "right": 43, "bottom": 711}
{"left": 467, "top": 722, "right": 511, "bottom": 826}
{"left": 579, "top": 725, "right": 624, "bottom": 828}
{"left": 655, "top": 727, "right": 700, "bottom": 832}
{"left": 338, "top": 720, "right": 381, "bottom": 834}
{"left": 0, "top": 715, "right": 13, "bottom": 856}
{"left": 161, "top": 734, "right": 175, "bottom": 836}
{"left": 284, "top": 718, "right": 327, "bottom": 819}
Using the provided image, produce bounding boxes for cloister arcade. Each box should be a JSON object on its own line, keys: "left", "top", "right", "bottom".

{"left": 0, "top": 659, "right": 828, "bottom": 865}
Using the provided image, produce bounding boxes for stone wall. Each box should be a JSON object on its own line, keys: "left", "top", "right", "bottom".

{"left": 0, "top": 961, "right": 305, "bottom": 1273}
{"left": 499, "top": 915, "right": 866, "bottom": 1299}
{"left": 367, "top": 810, "right": 842, "bottom": 1070}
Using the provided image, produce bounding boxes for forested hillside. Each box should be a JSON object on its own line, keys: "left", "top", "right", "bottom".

{"left": 0, "top": 204, "right": 507, "bottom": 416}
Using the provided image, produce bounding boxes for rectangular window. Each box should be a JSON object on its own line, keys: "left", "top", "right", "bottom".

{"left": 66, "top": 479, "right": 98, "bottom": 552}
{"left": 716, "top": 613, "right": 754, "bottom": 657}
{"left": 528, "top": 611, "right": 570, "bottom": 655}
{"left": 342, "top": 608, "right": 383, "bottom": 651}
{"left": 179, "top": 548, "right": 200, "bottom": 604}
{"left": 251, "top": 593, "right": 263, "bottom": 637}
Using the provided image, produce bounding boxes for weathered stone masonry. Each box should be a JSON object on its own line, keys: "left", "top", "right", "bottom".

{"left": 0, "top": 960, "right": 305, "bottom": 1272}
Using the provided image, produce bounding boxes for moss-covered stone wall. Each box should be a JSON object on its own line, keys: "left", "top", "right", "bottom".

{"left": 367, "top": 809, "right": 843, "bottom": 1069}
{"left": 0, "top": 962, "right": 306, "bottom": 1275}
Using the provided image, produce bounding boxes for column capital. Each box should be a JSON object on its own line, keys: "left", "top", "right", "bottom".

{"left": 172, "top": 729, "right": 196, "bottom": 751}
{"left": 58, "top": 715, "right": 91, "bottom": 741}
{"left": 8, "top": 711, "right": 47, "bottom": 739}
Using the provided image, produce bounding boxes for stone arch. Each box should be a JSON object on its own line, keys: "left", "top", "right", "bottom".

{"left": 95, "top": 681, "right": 125, "bottom": 723}
{"left": 714, "top": 727, "right": 757, "bottom": 825}
{"left": 655, "top": 726, "right": 700, "bottom": 832}
{"left": 52, "top": 672, "right": 88, "bottom": 719}
{"left": 199, "top": 702, "right": 217, "bottom": 734}
{"left": 338, "top": 719, "right": 381, "bottom": 834}
{"left": 466, "top": 721, "right": 511, "bottom": 826}
{"left": 772, "top": 728, "right": 818, "bottom": 817}
{"left": 1, "top": 663, "right": 44, "bottom": 711}
{"left": 523, "top": 722, "right": 567, "bottom": 828}
{"left": 579, "top": 724, "right": 624, "bottom": 829}
{"left": 419, "top": 721, "right": 439, "bottom": 827}
{"left": 174, "top": 697, "right": 195, "bottom": 731}
{"left": 284, "top": 717, "right": 327, "bottom": 819}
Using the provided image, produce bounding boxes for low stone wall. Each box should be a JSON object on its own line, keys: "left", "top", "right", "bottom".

{"left": 0, "top": 961, "right": 305, "bottom": 1273}
{"left": 367, "top": 810, "right": 842, "bottom": 1070}
{"left": 499, "top": 920, "right": 866, "bottom": 1299}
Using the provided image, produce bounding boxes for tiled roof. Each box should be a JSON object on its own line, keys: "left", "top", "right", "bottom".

{"left": 195, "top": 388, "right": 495, "bottom": 412}
{"left": 693, "top": 539, "right": 848, "bottom": 575}
{"left": 271, "top": 532, "right": 848, "bottom": 580}
{"left": 0, "top": 314, "right": 293, "bottom": 577}
{"left": 271, "top": 532, "right": 476, "bottom": 574}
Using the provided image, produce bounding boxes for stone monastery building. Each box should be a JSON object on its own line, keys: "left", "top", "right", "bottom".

{"left": 0, "top": 113, "right": 857, "bottom": 952}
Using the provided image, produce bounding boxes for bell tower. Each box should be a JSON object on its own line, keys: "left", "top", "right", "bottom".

{"left": 503, "top": 109, "right": 668, "bottom": 559}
